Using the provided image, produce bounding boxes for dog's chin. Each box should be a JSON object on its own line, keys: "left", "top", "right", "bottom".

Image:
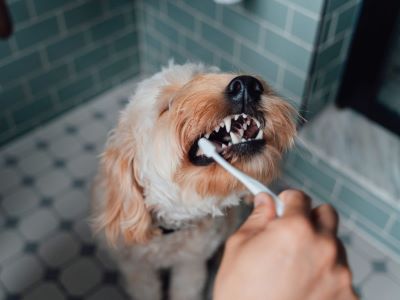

{"left": 188, "top": 113, "right": 267, "bottom": 166}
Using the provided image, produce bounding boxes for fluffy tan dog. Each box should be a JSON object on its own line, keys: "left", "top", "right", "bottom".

{"left": 91, "top": 62, "right": 296, "bottom": 300}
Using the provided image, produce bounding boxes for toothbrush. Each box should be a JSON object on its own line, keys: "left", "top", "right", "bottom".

{"left": 198, "top": 138, "right": 284, "bottom": 217}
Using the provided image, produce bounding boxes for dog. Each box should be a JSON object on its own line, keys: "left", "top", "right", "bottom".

{"left": 91, "top": 62, "right": 296, "bottom": 300}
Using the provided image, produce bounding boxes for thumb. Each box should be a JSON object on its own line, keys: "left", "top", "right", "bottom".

{"left": 237, "top": 193, "right": 277, "bottom": 235}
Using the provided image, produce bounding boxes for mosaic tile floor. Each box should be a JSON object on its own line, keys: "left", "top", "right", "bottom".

{"left": 1, "top": 79, "right": 399, "bottom": 300}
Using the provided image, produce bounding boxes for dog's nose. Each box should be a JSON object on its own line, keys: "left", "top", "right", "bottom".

{"left": 226, "top": 75, "right": 263, "bottom": 108}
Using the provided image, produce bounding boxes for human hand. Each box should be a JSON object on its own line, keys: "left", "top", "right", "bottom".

{"left": 214, "top": 190, "right": 358, "bottom": 300}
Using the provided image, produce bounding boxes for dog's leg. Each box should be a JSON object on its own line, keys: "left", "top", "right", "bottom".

{"left": 120, "top": 260, "right": 161, "bottom": 300}
{"left": 170, "top": 260, "right": 207, "bottom": 300}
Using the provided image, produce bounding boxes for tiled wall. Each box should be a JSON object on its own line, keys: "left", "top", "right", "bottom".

{"left": 282, "top": 144, "right": 400, "bottom": 261}
{"left": 136, "top": 0, "right": 325, "bottom": 111}
{"left": 306, "top": 0, "right": 363, "bottom": 119}
{"left": 0, "top": 0, "right": 139, "bottom": 146}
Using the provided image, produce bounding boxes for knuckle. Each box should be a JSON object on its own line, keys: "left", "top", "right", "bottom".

{"left": 284, "top": 217, "right": 313, "bottom": 241}
{"left": 280, "top": 189, "right": 311, "bottom": 203}
{"left": 337, "top": 267, "right": 353, "bottom": 287}
{"left": 320, "top": 236, "right": 338, "bottom": 261}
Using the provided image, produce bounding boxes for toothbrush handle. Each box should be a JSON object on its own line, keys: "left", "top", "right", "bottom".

{"left": 212, "top": 154, "right": 285, "bottom": 217}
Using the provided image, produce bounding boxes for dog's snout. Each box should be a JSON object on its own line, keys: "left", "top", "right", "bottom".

{"left": 226, "top": 75, "right": 263, "bottom": 109}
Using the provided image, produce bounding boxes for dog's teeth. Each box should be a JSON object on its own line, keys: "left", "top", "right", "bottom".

{"left": 222, "top": 144, "right": 227, "bottom": 149}
{"left": 242, "top": 113, "right": 247, "bottom": 118}
{"left": 196, "top": 148, "right": 204, "bottom": 156}
{"left": 205, "top": 133, "right": 210, "bottom": 139}
{"left": 220, "top": 121, "right": 225, "bottom": 128}
{"left": 228, "top": 142, "right": 232, "bottom": 146}
{"left": 230, "top": 132, "right": 240, "bottom": 144}
{"left": 256, "top": 130, "right": 263, "bottom": 140}
{"left": 223, "top": 116, "right": 231, "bottom": 132}
{"left": 246, "top": 120, "right": 251, "bottom": 126}
{"left": 214, "top": 125, "right": 220, "bottom": 133}
{"left": 234, "top": 115, "right": 239, "bottom": 121}
{"left": 238, "top": 129, "right": 244, "bottom": 137}
{"left": 243, "top": 123, "right": 247, "bottom": 130}
{"left": 254, "top": 119, "right": 261, "bottom": 128}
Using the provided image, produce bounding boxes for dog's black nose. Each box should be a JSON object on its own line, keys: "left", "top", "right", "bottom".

{"left": 226, "top": 75, "right": 263, "bottom": 108}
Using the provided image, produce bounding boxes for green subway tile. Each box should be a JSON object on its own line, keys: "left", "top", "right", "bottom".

{"left": 15, "top": 17, "right": 60, "bottom": 49}
{"left": 185, "top": 37, "right": 214, "bottom": 64}
{"left": 58, "top": 74, "right": 95, "bottom": 104}
{"left": 320, "top": 17, "right": 332, "bottom": 44}
{"left": 335, "top": 4, "right": 359, "bottom": 35}
{"left": 0, "top": 52, "right": 42, "bottom": 84}
{"left": 240, "top": 44, "right": 278, "bottom": 82}
{"left": 283, "top": 163, "right": 307, "bottom": 186}
{"left": 291, "top": 11, "right": 319, "bottom": 44}
{"left": 201, "top": 22, "right": 234, "bottom": 55}
{"left": 354, "top": 219, "right": 400, "bottom": 257}
{"left": 0, "top": 42, "right": 11, "bottom": 59}
{"left": 74, "top": 46, "right": 110, "bottom": 72}
{"left": 29, "top": 65, "right": 69, "bottom": 96}
{"left": 389, "top": 220, "right": 400, "bottom": 242}
{"left": 98, "top": 56, "right": 137, "bottom": 82}
{"left": 91, "top": 14, "right": 126, "bottom": 41}
{"left": 167, "top": 1, "right": 195, "bottom": 31}
{"left": 264, "top": 29, "right": 311, "bottom": 71}
{"left": 169, "top": 48, "right": 186, "bottom": 65}
{"left": 337, "top": 186, "right": 390, "bottom": 229}
{"left": 184, "top": 0, "right": 217, "bottom": 18}
{"left": 9, "top": 0, "right": 31, "bottom": 23}
{"left": 220, "top": 58, "right": 238, "bottom": 73}
{"left": 244, "top": 0, "right": 288, "bottom": 30}
{"left": 107, "top": 0, "right": 131, "bottom": 10}
{"left": 145, "top": 0, "right": 161, "bottom": 10}
{"left": 0, "top": 85, "right": 27, "bottom": 111}
{"left": 0, "top": 117, "right": 11, "bottom": 134}
{"left": 154, "top": 18, "right": 179, "bottom": 44}
{"left": 327, "top": 0, "right": 349, "bottom": 12}
{"left": 292, "top": 153, "right": 336, "bottom": 192}
{"left": 114, "top": 31, "right": 138, "bottom": 52}
{"left": 46, "top": 32, "right": 86, "bottom": 62}
{"left": 64, "top": 1, "right": 103, "bottom": 29}
{"left": 315, "top": 38, "right": 344, "bottom": 69}
{"left": 116, "top": 65, "right": 140, "bottom": 83}
{"left": 33, "top": 0, "right": 67, "bottom": 15}
{"left": 126, "top": 4, "right": 136, "bottom": 24}
{"left": 12, "top": 94, "right": 54, "bottom": 125}
{"left": 222, "top": 8, "right": 260, "bottom": 43}
{"left": 322, "top": 63, "right": 343, "bottom": 87}
{"left": 145, "top": 32, "right": 161, "bottom": 51}
{"left": 283, "top": 69, "right": 305, "bottom": 97}
{"left": 287, "top": 0, "right": 323, "bottom": 14}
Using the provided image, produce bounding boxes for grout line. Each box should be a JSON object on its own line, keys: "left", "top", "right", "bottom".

{"left": 285, "top": 7, "right": 295, "bottom": 33}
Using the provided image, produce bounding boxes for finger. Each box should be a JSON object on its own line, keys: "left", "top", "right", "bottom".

{"left": 237, "top": 193, "right": 276, "bottom": 235}
{"left": 311, "top": 204, "right": 339, "bottom": 235}
{"left": 279, "top": 189, "right": 312, "bottom": 218}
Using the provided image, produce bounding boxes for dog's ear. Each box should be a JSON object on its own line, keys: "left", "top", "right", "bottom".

{"left": 94, "top": 120, "right": 157, "bottom": 245}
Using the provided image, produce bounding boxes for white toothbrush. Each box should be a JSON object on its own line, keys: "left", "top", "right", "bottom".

{"left": 198, "top": 138, "right": 284, "bottom": 217}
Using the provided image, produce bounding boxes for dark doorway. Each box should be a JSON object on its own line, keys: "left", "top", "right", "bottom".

{"left": 336, "top": 0, "right": 400, "bottom": 135}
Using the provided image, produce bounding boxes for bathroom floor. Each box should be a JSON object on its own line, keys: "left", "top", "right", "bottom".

{"left": 0, "top": 80, "right": 399, "bottom": 300}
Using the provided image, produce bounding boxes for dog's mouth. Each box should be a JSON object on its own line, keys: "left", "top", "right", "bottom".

{"left": 188, "top": 113, "right": 266, "bottom": 166}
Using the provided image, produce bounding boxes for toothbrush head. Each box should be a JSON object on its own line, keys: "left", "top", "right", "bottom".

{"left": 198, "top": 138, "right": 217, "bottom": 158}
